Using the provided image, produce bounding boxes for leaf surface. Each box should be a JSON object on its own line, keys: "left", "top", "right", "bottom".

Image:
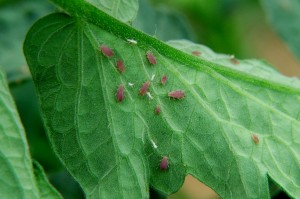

{"left": 0, "top": 68, "right": 61, "bottom": 199}
{"left": 24, "top": 1, "right": 300, "bottom": 198}
{"left": 33, "top": 161, "right": 63, "bottom": 199}
{"left": 261, "top": 0, "right": 300, "bottom": 61}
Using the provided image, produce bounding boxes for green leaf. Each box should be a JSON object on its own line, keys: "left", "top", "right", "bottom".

{"left": 261, "top": 0, "right": 300, "bottom": 61}
{"left": 0, "top": 67, "right": 61, "bottom": 199}
{"left": 24, "top": 0, "right": 300, "bottom": 198}
{"left": 33, "top": 161, "right": 63, "bottom": 199}
{"left": 0, "top": 0, "right": 53, "bottom": 82}
{"left": 85, "top": 0, "right": 138, "bottom": 23}
{"left": 10, "top": 80, "right": 62, "bottom": 171}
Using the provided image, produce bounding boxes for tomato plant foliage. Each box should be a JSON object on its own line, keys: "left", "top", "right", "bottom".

{"left": 16, "top": 0, "right": 300, "bottom": 198}
{"left": 0, "top": 70, "right": 62, "bottom": 199}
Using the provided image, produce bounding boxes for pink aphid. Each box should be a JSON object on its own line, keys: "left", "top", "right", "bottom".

{"left": 139, "top": 81, "right": 150, "bottom": 96}
{"left": 146, "top": 51, "right": 157, "bottom": 65}
{"left": 230, "top": 55, "right": 239, "bottom": 65}
{"left": 160, "top": 156, "right": 169, "bottom": 171}
{"left": 155, "top": 105, "right": 161, "bottom": 115}
{"left": 252, "top": 134, "right": 259, "bottom": 144}
{"left": 231, "top": 58, "right": 239, "bottom": 65}
{"left": 168, "top": 90, "right": 185, "bottom": 99}
{"left": 100, "top": 45, "right": 114, "bottom": 57}
{"left": 116, "top": 60, "right": 125, "bottom": 73}
{"left": 161, "top": 75, "right": 167, "bottom": 85}
{"left": 192, "top": 51, "right": 201, "bottom": 56}
{"left": 116, "top": 85, "right": 124, "bottom": 102}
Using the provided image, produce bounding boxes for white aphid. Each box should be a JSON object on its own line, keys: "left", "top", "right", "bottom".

{"left": 146, "top": 92, "right": 153, "bottom": 100}
{"left": 150, "top": 139, "right": 158, "bottom": 149}
{"left": 150, "top": 74, "right": 155, "bottom": 81}
{"left": 230, "top": 55, "right": 235, "bottom": 59}
{"left": 126, "top": 39, "right": 137, "bottom": 45}
{"left": 128, "top": 82, "right": 134, "bottom": 87}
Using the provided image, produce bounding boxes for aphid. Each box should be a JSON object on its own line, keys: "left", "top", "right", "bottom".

{"left": 126, "top": 38, "right": 138, "bottom": 45}
{"left": 116, "top": 60, "right": 125, "bottom": 73}
{"left": 151, "top": 74, "right": 155, "bottom": 81}
{"left": 146, "top": 51, "right": 157, "bottom": 65}
{"left": 160, "top": 156, "right": 169, "bottom": 171}
{"left": 146, "top": 92, "right": 153, "bottom": 100}
{"left": 139, "top": 81, "right": 150, "bottom": 96}
{"left": 230, "top": 55, "right": 239, "bottom": 65}
{"left": 155, "top": 105, "right": 161, "bottom": 115}
{"left": 168, "top": 90, "right": 185, "bottom": 99}
{"left": 150, "top": 139, "right": 158, "bottom": 149}
{"left": 252, "top": 134, "right": 259, "bottom": 144}
{"left": 128, "top": 82, "right": 134, "bottom": 87}
{"left": 161, "top": 75, "right": 167, "bottom": 85}
{"left": 116, "top": 85, "right": 124, "bottom": 102}
{"left": 192, "top": 51, "right": 201, "bottom": 56}
{"left": 100, "top": 45, "right": 114, "bottom": 57}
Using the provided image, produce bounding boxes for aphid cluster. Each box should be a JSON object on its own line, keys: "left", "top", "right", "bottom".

{"left": 99, "top": 45, "right": 126, "bottom": 74}
{"left": 100, "top": 43, "right": 185, "bottom": 130}
{"left": 100, "top": 43, "right": 187, "bottom": 173}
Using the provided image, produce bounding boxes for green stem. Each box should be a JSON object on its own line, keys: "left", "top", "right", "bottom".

{"left": 50, "top": 0, "right": 300, "bottom": 94}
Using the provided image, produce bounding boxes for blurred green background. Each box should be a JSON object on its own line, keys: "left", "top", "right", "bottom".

{"left": 0, "top": 0, "right": 298, "bottom": 198}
